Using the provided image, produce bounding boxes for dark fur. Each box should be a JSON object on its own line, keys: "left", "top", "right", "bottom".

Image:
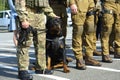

{"left": 46, "top": 17, "right": 70, "bottom": 73}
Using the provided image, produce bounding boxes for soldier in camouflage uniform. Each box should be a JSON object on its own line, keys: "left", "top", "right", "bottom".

{"left": 15, "top": 0, "right": 56, "bottom": 79}
{"left": 69, "top": 0, "right": 101, "bottom": 70}
{"left": 101, "top": 0, "right": 120, "bottom": 63}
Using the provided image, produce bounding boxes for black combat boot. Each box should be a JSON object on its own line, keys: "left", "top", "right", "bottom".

{"left": 18, "top": 70, "right": 33, "bottom": 80}
{"left": 76, "top": 59, "right": 86, "bottom": 70}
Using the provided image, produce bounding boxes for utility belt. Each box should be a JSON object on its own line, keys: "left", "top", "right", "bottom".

{"left": 26, "top": 6, "right": 43, "bottom": 13}
{"left": 103, "top": 0, "right": 120, "bottom": 3}
{"left": 86, "top": 10, "right": 96, "bottom": 16}
{"left": 102, "top": 9, "right": 114, "bottom": 15}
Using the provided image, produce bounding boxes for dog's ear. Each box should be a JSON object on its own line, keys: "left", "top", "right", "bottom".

{"left": 46, "top": 17, "right": 62, "bottom": 29}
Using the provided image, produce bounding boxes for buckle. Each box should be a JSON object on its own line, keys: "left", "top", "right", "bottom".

{"left": 109, "top": 10, "right": 113, "bottom": 14}
{"left": 86, "top": 11, "right": 95, "bottom": 16}
{"left": 102, "top": 9, "right": 114, "bottom": 14}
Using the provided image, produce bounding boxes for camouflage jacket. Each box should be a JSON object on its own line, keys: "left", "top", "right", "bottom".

{"left": 15, "top": 0, "right": 56, "bottom": 22}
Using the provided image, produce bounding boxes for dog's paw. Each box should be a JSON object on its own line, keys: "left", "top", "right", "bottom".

{"left": 64, "top": 68, "right": 70, "bottom": 73}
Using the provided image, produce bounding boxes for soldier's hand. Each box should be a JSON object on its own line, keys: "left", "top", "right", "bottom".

{"left": 70, "top": 4, "right": 78, "bottom": 14}
{"left": 21, "top": 20, "right": 30, "bottom": 29}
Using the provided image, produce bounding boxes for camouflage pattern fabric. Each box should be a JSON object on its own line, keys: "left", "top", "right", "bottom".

{"left": 26, "top": 0, "right": 49, "bottom": 8}
{"left": 15, "top": 0, "right": 56, "bottom": 71}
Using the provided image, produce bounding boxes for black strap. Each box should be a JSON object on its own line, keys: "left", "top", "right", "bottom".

{"left": 86, "top": 11, "right": 96, "bottom": 16}
{"left": 102, "top": 9, "right": 114, "bottom": 14}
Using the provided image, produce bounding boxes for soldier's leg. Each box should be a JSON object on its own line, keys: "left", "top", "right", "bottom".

{"left": 114, "top": 10, "right": 120, "bottom": 58}
{"left": 61, "top": 9, "right": 67, "bottom": 38}
{"left": 96, "top": 14, "right": 102, "bottom": 40}
{"left": 72, "top": 24, "right": 86, "bottom": 70}
{"left": 31, "top": 14, "right": 53, "bottom": 74}
{"left": 109, "top": 28, "right": 115, "bottom": 54}
{"left": 93, "top": 32, "right": 102, "bottom": 56}
{"left": 93, "top": 15, "right": 102, "bottom": 56}
{"left": 17, "top": 34, "right": 33, "bottom": 80}
{"left": 83, "top": 0, "right": 101, "bottom": 66}
{"left": 84, "top": 15, "right": 101, "bottom": 66}
{"left": 72, "top": 12, "right": 86, "bottom": 70}
{"left": 101, "top": 12, "right": 114, "bottom": 63}
{"left": 33, "top": 32, "right": 46, "bottom": 71}
{"left": 61, "top": 12, "right": 70, "bottom": 48}
{"left": 33, "top": 30, "right": 53, "bottom": 74}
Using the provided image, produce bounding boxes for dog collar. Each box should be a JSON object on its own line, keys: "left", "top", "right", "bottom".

{"left": 46, "top": 36, "right": 64, "bottom": 41}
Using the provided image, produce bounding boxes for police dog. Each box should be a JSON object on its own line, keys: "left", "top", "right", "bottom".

{"left": 46, "top": 17, "right": 70, "bottom": 73}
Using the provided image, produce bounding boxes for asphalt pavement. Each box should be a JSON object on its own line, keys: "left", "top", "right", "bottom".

{"left": 0, "top": 27, "right": 120, "bottom": 80}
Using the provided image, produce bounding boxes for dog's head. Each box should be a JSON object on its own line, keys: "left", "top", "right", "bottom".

{"left": 46, "top": 17, "right": 62, "bottom": 37}
{"left": 46, "top": 17, "right": 64, "bottom": 55}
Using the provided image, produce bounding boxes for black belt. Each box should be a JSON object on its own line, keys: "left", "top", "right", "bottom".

{"left": 86, "top": 11, "right": 96, "bottom": 16}
{"left": 102, "top": 9, "right": 114, "bottom": 14}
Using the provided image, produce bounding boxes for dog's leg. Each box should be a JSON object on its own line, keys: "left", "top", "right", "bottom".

{"left": 63, "top": 63, "right": 70, "bottom": 73}
{"left": 62, "top": 48, "right": 70, "bottom": 73}
{"left": 53, "top": 62, "right": 63, "bottom": 68}
{"left": 47, "top": 56, "right": 52, "bottom": 70}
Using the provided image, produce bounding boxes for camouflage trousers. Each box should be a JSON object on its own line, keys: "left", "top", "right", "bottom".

{"left": 17, "top": 12, "right": 46, "bottom": 71}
